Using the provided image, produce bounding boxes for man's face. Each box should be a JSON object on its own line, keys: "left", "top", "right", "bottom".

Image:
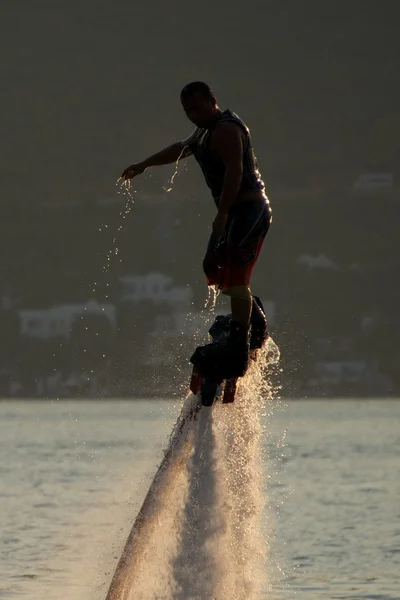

{"left": 181, "top": 92, "right": 216, "bottom": 128}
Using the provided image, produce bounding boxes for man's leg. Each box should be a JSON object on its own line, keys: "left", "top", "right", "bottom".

{"left": 224, "top": 284, "right": 252, "bottom": 328}
{"left": 224, "top": 288, "right": 269, "bottom": 348}
{"left": 220, "top": 199, "right": 271, "bottom": 365}
{"left": 216, "top": 285, "right": 251, "bottom": 374}
{"left": 194, "top": 200, "right": 271, "bottom": 378}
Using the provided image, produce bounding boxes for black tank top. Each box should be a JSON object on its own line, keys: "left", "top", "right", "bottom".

{"left": 188, "top": 109, "right": 265, "bottom": 206}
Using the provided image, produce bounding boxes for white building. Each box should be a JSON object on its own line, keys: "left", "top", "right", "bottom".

{"left": 308, "top": 360, "right": 367, "bottom": 387}
{"left": 18, "top": 300, "right": 116, "bottom": 340}
{"left": 353, "top": 173, "right": 393, "bottom": 190}
{"left": 119, "top": 272, "right": 193, "bottom": 308}
{"left": 297, "top": 253, "right": 338, "bottom": 270}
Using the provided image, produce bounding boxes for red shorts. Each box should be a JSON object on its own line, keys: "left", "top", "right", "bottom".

{"left": 203, "top": 198, "right": 271, "bottom": 290}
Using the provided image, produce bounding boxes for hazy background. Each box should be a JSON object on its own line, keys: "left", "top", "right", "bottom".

{"left": 1, "top": 0, "right": 399, "bottom": 398}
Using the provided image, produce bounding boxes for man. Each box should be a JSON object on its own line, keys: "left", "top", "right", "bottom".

{"left": 121, "top": 81, "right": 272, "bottom": 378}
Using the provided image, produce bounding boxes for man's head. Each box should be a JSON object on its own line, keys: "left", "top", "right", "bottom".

{"left": 180, "top": 81, "right": 219, "bottom": 128}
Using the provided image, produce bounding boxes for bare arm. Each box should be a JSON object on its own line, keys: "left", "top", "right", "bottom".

{"left": 212, "top": 122, "right": 244, "bottom": 215}
{"left": 121, "top": 129, "right": 199, "bottom": 180}
{"left": 143, "top": 129, "right": 199, "bottom": 167}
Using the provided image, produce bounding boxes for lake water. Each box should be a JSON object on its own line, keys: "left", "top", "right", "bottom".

{"left": 1, "top": 397, "right": 399, "bottom": 599}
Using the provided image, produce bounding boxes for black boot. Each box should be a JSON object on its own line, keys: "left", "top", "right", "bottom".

{"left": 190, "top": 319, "right": 249, "bottom": 380}
{"left": 249, "top": 296, "right": 269, "bottom": 350}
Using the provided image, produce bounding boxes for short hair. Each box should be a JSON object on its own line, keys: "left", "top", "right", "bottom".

{"left": 180, "top": 81, "right": 213, "bottom": 101}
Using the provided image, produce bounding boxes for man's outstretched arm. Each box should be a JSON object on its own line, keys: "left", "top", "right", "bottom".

{"left": 121, "top": 129, "right": 199, "bottom": 180}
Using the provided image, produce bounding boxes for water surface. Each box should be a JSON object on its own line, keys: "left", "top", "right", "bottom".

{"left": 1, "top": 398, "right": 399, "bottom": 599}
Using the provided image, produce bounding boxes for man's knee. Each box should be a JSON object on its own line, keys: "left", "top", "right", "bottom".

{"left": 222, "top": 284, "right": 251, "bottom": 299}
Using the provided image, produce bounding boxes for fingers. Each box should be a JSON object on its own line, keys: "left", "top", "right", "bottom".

{"left": 120, "top": 167, "right": 134, "bottom": 180}
{"left": 119, "top": 163, "right": 145, "bottom": 181}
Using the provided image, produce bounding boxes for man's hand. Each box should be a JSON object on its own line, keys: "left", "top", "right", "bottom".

{"left": 212, "top": 211, "right": 228, "bottom": 237}
{"left": 120, "top": 162, "right": 147, "bottom": 181}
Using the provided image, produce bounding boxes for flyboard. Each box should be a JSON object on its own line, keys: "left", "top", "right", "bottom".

{"left": 189, "top": 314, "right": 240, "bottom": 406}
{"left": 189, "top": 296, "right": 268, "bottom": 407}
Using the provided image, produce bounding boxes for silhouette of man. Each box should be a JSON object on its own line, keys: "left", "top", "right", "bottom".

{"left": 121, "top": 81, "right": 272, "bottom": 377}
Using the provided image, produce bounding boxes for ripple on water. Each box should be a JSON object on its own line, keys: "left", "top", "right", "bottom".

{"left": 1, "top": 398, "right": 400, "bottom": 600}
